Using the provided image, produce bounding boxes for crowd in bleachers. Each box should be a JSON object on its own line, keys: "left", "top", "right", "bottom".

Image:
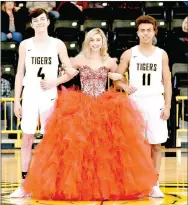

{"left": 1, "top": 1, "right": 188, "bottom": 141}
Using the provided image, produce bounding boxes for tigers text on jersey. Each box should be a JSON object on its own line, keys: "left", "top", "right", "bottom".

{"left": 23, "top": 37, "right": 59, "bottom": 88}
{"left": 129, "top": 45, "right": 164, "bottom": 97}
{"left": 21, "top": 37, "right": 59, "bottom": 134}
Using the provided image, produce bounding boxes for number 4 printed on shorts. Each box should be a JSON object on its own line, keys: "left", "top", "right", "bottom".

{"left": 37, "top": 67, "right": 45, "bottom": 79}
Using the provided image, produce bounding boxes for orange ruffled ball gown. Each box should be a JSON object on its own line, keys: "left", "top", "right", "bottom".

{"left": 23, "top": 66, "right": 157, "bottom": 200}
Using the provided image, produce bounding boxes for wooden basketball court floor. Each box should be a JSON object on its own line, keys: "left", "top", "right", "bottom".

{"left": 1, "top": 148, "right": 187, "bottom": 205}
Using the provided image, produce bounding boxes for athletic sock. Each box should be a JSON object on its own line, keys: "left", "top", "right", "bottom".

{"left": 22, "top": 172, "right": 27, "bottom": 179}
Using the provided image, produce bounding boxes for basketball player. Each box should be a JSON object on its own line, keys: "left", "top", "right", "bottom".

{"left": 115, "top": 15, "right": 172, "bottom": 198}
{"left": 10, "top": 8, "right": 78, "bottom": 197}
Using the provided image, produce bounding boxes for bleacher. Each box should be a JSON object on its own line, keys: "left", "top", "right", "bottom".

{"left": 1, "top": 1, "right": 188, "bottom": 148}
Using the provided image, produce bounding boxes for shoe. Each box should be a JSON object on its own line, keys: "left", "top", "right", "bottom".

{"left": 35, "top": 133, "right": 43, "bottom": 139}
{"left": 9, "top": 183, "right": 30, "bottom": 198}
{"left": 150, "top": 198, "right": 164, "bottom": 204}
{"left": 149, "top": 183, "right": 164, "bottom": 198}
{"left": 7, "top": 198, "right": 30, "bottom": 205}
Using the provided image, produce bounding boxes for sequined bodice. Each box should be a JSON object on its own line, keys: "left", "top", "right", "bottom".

{"left": 79, "top": 65, "right": 109, "bottom": 97}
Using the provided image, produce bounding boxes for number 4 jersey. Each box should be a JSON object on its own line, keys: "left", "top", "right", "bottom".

{"left": 129, "top": 45, "right": 164, "bottom": 97}
{"left": 23, "top": 37, "right": 59, "bottom": 89}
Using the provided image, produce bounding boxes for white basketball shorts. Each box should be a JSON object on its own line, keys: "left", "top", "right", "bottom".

{"left": 130, "top": 94, "right": 169, "bottom": 144}
{"left": 21, "top": 86, "right": 57, "bottom": 134}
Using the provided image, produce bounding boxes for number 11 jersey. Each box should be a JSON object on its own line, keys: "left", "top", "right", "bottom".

{"left": 23, "top": 37, "right": 59, "bottom": 89}
{"left": 129, "top": 45, "right": 164, "bottom": 97}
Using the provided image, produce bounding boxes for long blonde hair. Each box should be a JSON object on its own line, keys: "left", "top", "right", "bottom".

{"left": 182, "top": 17, "right": 188, "bottom": 33}
{"left": 82, "top": 28, "right": 109, "bottom": 60}
{"left": 1, "top": 1, "right": 16, "bottom": 12}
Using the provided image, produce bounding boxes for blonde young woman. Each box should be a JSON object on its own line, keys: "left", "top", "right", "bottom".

{"left": 182, "top": 16, "right": 188, "bottom": 33}
{"left": 22, "top": 28, "right": 157, "bottom": 200}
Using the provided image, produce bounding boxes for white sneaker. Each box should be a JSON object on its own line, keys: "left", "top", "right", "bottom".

{"left": 149, "top": 198, "right": 164, "bottom": 205}
{"left": 9, "top": 184, "right": 30, "bottom": 198}
{"left": 149, "top": 183, "right": 164, "bottom": 198}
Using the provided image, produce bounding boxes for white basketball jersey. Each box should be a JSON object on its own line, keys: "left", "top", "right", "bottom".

{"left": 129, "top": 45, "right": 164, "bottom": 97}
{"left": 23, "top": 37, "right": 59, "bottom": 88}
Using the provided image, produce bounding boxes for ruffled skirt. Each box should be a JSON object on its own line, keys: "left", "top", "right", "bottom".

{"left": 24, "top": 89, "right": 157, "bottom": 200}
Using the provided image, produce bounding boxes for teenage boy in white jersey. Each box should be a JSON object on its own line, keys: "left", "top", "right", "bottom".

{"left": 115, "top": 15, "right": 172, "bottom": 198}
{"left": 10, "top": 8, "right": 78, "bottom": 198}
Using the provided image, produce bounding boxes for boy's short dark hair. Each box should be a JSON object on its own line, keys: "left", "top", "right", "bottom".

{"left": 29, "top": 8, "right": 49, "bottom": 22}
